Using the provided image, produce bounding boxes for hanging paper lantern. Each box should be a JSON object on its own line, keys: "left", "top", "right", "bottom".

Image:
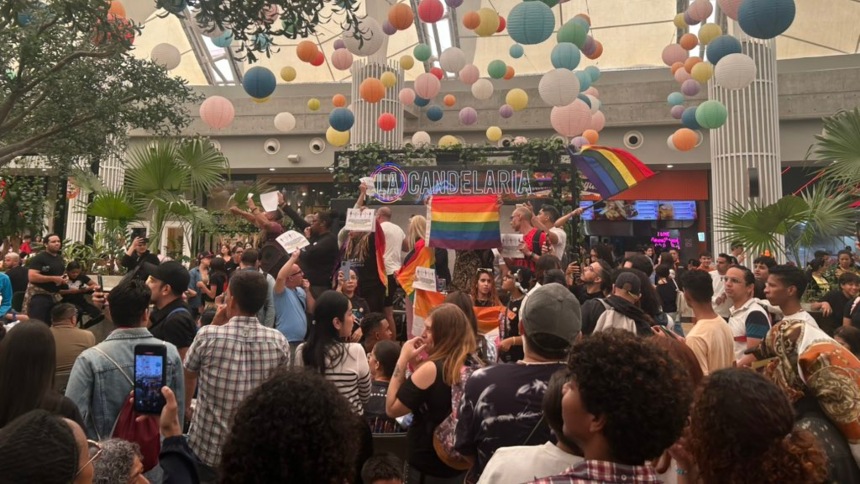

{"left": 695, "top": 100, "right": 728, "bottom": 129}
{"left": 672, "top": 128, "right": 698, "bottom": 151}
{"left": 378, "top": 113, "right": 397, "bottom": 131}
{"left": 462, "top": 11, "right": 480, "bottom": 30}
{"left": 674, "top": 68, "right": 692, "bottom": 83}
{"left": 443, "top": 94, "right": 456, "bottom": 107}
{"left": 584, "top": 86, "right": 600, "bottom": 98}
{"left": 200, "top": 96, "right": 235, "bottom": 129}
{"left": 459, "top": 64, "right": 480, "bottom": 84}
{"left": 109, "top": 1, "right": 126, "bottom": 18}
{"left": 506, "top": 88, "right": 528, "bottom": 111}
{"left": 542, "top": 69, "right": 583, "bottom": 106}
{"left": 440, "top": 47, "right": 467, "bottom": 73}
{"left": 738, "top": 0, "right": 796, "bottom": 39}
{"left": 684, "top": 56, "right": 702, "bottom": 73}
{"left": 274, "top": 112, "right": 296, "bottom": 132}
{"left": 151, "top": 43, "right": 181, "bottom": 70}
{"left": 507, "top": 2, "right": 555, "bottom": 45}
{"left": 667, "top": 135, "right": 678, "bottom": 151}
{"left": 557, "top": 18, "right": 589, "bottom": 48}
{"left": 667, "top": 92, "right": 685, "bottom": 106}
{"left": 251, "top": 96, "right": 270, "bottom": 104}
{"left": 446, "top": 0, "right": 462, "bottom": 7}
{"left": 329, "top": 108, "right": 355, "bottom": 132}
{"left": 487, "top": 60, "right": 507, "bottom": 79}
{"left": 509, "top": 44, "right": 524, "bottom": 59}
{"left": 333, "top": 39, "right": 346, "bottom": 50}
{"left": 662, "top": 44, "right": 689, "bottom": 67}
{"left": 414, "top": 96, "right": 430, "bottom": 107}
{"left": 326, "top": 127, "right": 350, "bottom": 147}
{"left": 513, "top": 136, "right": 529, "bottom": 145}
{"left": 380, "top": 71, "right": 398, "bottom": 88}
{"left": 254, "top": 34, "right": 272, "bottom": 50}
{"left": 718, "top": 0, "right": 744, "bottom": 20}
{"left": 679, "top": 33, "right": 698, "bottom": 51}
{"left": 706, "top": 35, "right": 742, "bottom": 65}
{"left": 212, "top": 30, "right": 233, "bottom": 48}
{"left": 497, "top": 16, "right": 506, "bottom": 32}
{"left": 296, "top": 40, "right": 318, "bottom": 62}
{"left": 427, "top": 105, "right": 444, "bottom": 121}
{"left": 331, "top": 49, "right": 353, "bottom": 70}
{"left": 310, "top": 51, "right": 325, "bottom": 67}
{"left": 503, "top": 66, "right": 515, "bottom": 80}
{"left": 684, "top": 12, "right": 699, "bottom": 26}
{"left": 306, "top": 98, "right": 321, "bottom": 111}
{"left": 412, "top": 131, "right": 432, "bottom": 146}
{"left": 439, "top": 135, "right": 461, "bottom": 147}
{"left": 571, "top": 136, "right": 588, "bottom": 150}
{"left": 586, "top": 95, "right": 601, "bottom": 114}
{"left": 486, "top": 126, "right": 503, "bottom": 142}
{"left": 475, "top": 8, "right": 500, "bottom": 37}
{"left": 551, "top": 43, "right": 581, "bottom": 70}
{"left": 388, "top": 3, "right": 415, "bottom": 30}
{"left": 575, "top": 71, "right": 592, "bottom": 91}
{"left": 499, "top": 104, "right": 514, "bottom": 118}
{"left": 399, "top": 88, "right": 416, "bottom": 105}
{"left": 360, "top": 78, "right": 386, "bottom": 103}
{"left": 586, "top": 41, "right": 603, "bottom": 60}
{"left": 670, "top": 105, "right": 685, "bottom": 119}
{"left": 342, "top": 17, "right": 385, "bottom": 56}
{"left": 382, "top": 20, "right": 397, "bottom": 36}
{"left": 691, "top": 61, "right": 714, "bottom": 83}
{"left": 673, "top": 13, "right": 687, "bottom": 29}
{"left": 581, "top": 36, "right": 597, "bottom": 56}
{"left": 414, "top": 73, "right": 441, "bottom": 99}
{"left": 590, "top": 111, "right": 606, "bottom": 131}
{"left": 687, "top": 0, "right": 714, "bottom": 22}
{"left": 280, "top": 66, "right": 297, "bottom": 82}
{"left": 430, "top": 66, "right": 444, "bottom": 80}
{"left": 714, "top": 53, "right": 757, "bottom": 90}
{"left": 550, "top": 100, "right": 591, "bottom": 137}
{"left": 585, "top": 66, "right": 601, "bottom": 83}
{"left": 332, "top": 94, "right": 347, "bottom": 107}
{"left": 471, "top": 79, "right": 494, "bottom": 100}
{"left": 681, "top": 79, "right": 701, "bottom": 96}
{"left": 242, "top": 66, "right": 277, "bottom": 99}
{"left": 698, "top": 23, "right": 723, "bottom": 45}
{"left": 671, "top": 61, "right": 685, "bottom": 75}
{"left": 418, "top": 0, "right": 445, "bottom": 23}
{"left": 582, "top": 129, "right": 599, "bottom": 144}
{"left": 400, "top": 55, "right": 415, "bottom": 70}
{"left": 458, "top": 107, "right": 478, "bottom": 125}
{"left": 577, "top": 94, "right": 591, "bottom": 109}
{"left": 681, "top": 106, "right": 700, "bottom": 130}
{"left": 414, "top": 43, "right": 432, "bottom": 62}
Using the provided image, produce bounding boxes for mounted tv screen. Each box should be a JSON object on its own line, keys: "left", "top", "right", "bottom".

{"left": 579, "top": 200, "right": 697, "bottom": 221}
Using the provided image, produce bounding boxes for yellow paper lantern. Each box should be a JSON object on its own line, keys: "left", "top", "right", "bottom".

{"left": 326, "top": 127, "right": 350, "bottom": 147}
{"left": 691, "top": 61, "right": 714, "bottom": 83}
{"left": 280, "top": 66, "right": 297, "bottom": 82}
{"left": 400, "top": 55, "right": 415, "bottom": 70}
{"left": 673, "top": 13, "right": 687, "bottom": 29}
{"left": 698, "top": 23, "right": 723, "bottom": 46}
{"left": 438, "top": 135, "right": 461, "bottom": 147}
{"left": 380, "top": 71, "right": 397, "bottom": 88}
{"left": 486, "top": 126, "right": 503, "bottom": 142}
{"left": 474, "top": 8, "right": 500, "bottom": 37}
{"left": 252, "top": 96, "right": 270, "bottom": 104}
{"left": 307, "top": 98, "right": 321, "bottom": 111}
{"left": 506, "top": 88, "right": 528, "bottom": 111}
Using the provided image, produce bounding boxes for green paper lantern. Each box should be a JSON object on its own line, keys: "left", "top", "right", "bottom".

{"left": 694, "top": 100, "right": 728, "bottom": 129}
{"left": 507, "top": 2, "right": 555, "bottom": 45}
{"left": 488, "top": 60, "right": 507, "bottom": 79}
{"left": 557, "top": 18, "right": 589, "bottom": 48}
{"left": 414, "top": 43, "right": 432, "bottom": 62}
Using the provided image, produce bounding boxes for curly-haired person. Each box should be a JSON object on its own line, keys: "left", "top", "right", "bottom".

{"left": 219, "top": 369, "right": 361, "bottom": 484}
{"left": 529, "top": 329, "right": 692, "bottom": 483}
{"left": 675, "top": 368, "right": 828, "bottom": 484}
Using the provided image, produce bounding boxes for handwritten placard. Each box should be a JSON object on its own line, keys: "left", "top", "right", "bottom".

{"left": 275, "top": 230, "right": 310, "bottom": 254}
{"left": 259, "top": 191, "right": 280, "bottom": 213}
{"left": 344, "top": 208, "right": 375, "bottom": 232}
{"left": 500, "top": 233, "right": 524, "bottom": 259}
{"left": 360, "top": 177, "right": 376, "bottom": 196}
{"left": 413, "top": 266, "right": 437, "bottom": 292}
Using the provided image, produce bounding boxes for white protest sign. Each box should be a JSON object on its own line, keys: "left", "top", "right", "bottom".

{"left": 275, "top": 230, "right": 310, "bottom": 254}
{"left": 344, "top": 208, "right": 375, "bottom": 232}
{"left": 360, "top": 177, "right": 376, "bottom": 196}
{"left": 259, "top": 191, "right": 280, "bottom": 212}
{"left": 413, "top": 266, "right": 437, "bottom": 292}
{"left": 500, "top": 233, "right": 524, "bottom": 259}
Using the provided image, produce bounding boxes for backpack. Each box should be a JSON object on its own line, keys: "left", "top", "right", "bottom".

{"left": 91, "top": 347, "right": 162, "bottom": 472}
{"left": 432, "top": 360, "right": 481, "bottom": 470}
{"left": 593, "top": 299, "right": 638, "bottom": 335}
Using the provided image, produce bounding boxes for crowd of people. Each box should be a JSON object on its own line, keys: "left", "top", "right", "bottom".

{"left": 1, "top": 196, "right": 860, "bottom": 484}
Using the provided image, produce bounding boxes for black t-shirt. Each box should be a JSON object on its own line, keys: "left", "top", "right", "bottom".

{"left": 571, "top": 284, "right": 603, "bottom": 305}
{"left": 821, "top": 289, "right": 851, "bottom": 336}
{"left": 300, "top": 231, "right": 339, "bottom": 288}
{"left": 396, "top": 360, "right": 460, "bottom": 478}
{"left": 149, "top": 299, "right": 197, "bottom": 349}
{"left": 364, "top": 380, "right": 401, "bottom": 433}
{"left": 27, "top": 251, "right": 65, "bottom": 292}
{"left": 499, "top": 297, "right": 525, "bottom": 363}
{"left": 656, "top": 281, "right": 678, "bottom": 313}
{"left": 60, "top": 274, "right": 93, "bottom": 305}
{"left": 455, "top": 362, "right": 565, "bottom": 483}
{"left": 349, "top": 295, "right": 370, "bottom": 326}
{"left": 225, "top": 260, "right": 238, "bottom": 277}
{"left": 203, "top": 272, "right": 228, "bottom": 303}
{"left": 121, "top": 251, "right": 160, "bottom": 272}
{"left": 6, "top": 266, "right": 28, "bottom": 293}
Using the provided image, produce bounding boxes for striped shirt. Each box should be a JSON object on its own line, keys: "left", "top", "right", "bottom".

{"left": 295, "top": 342, "right": 372, "bottom": 414}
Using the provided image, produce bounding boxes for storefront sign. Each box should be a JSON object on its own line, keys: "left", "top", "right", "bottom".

{"left": 370, "top": 162, "right": 536, "bottom": 203}
{"left": 651, "top": 231, "right": 681, "bottom": 249}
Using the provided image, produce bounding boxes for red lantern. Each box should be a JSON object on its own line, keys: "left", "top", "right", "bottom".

{"left": 417, "top": 0, "right": 445, "bottom": 23}
{"left": 497, "top": 16, "right": 506, "bottom": 33}
{"left": 430, "top": 67, "right": 444, "bottom": 80}
{"left": 378, "top": 113, "right": 397, "bottom": 131}
{"left": 311, "top": 51, "right": 325, "bottom": 66}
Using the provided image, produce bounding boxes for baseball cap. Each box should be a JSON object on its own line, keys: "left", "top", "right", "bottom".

{"left": 520, "top": 283, "right": 582, "bottom": 342}
{"left": 197, "top": 251, "right": 214, "bottom": 261}
{"left": 149, "top": 261, "right": 190, "bottom": 295}
{"left": 614, "top": 272, "right": 641, "bottom": 298}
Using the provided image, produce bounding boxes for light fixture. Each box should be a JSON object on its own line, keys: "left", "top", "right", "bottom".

{"left": 302, "top": 192, "right": 307, "bottom": 196}
{"left": 667, "top": 164, "right": 674, "bottom": 169}
{"left": 268, "top": 168, "right": 276, "bottom": 171}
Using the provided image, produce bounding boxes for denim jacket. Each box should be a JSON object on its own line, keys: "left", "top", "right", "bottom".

{"left": 65, "top": 327, "right": 185, "bottom": 439}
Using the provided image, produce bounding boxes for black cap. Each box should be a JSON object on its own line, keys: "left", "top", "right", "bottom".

{"left": 149, "top": 261, "right": 190, "bottom": 295}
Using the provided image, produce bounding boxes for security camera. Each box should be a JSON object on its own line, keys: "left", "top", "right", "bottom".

{"left": 498, "top": 136, "right": 514, "bottom": 148}
{"left": 309, "top": 138, "right": 326, "bottom": 154}
{"left": 623, "top": 131, "right": 644, "bottom": 150}
{"left": 264, "top": 138, "right": 280, "bottom": 154}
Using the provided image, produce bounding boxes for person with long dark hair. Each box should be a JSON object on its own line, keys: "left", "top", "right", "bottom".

{"left": 296, "top": 290, "right": 371, "bottom": 414}
{"left": 199, "top": 257, "right": 228, "bottom": 309}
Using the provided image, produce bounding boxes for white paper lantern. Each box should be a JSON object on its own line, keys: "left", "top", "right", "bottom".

{"left": 471, "top": 79, "right": 494, "bottom": 100}
{"left": 342, "top": 17, "right": 385, "bottom": 56}
{"left": 714, "top": 53, "right": 757, "bottom": 90}
{"left": 439, "top": 47, "right": 467, "bottom": 73}
{"left": 538, "top": 69, "right": 579, "bottom": 107}
{"left": 550, "top": 100, "right": 591, "bottom": 137}
{"left": 412, "top": 131, "right": 431, "bottom": 146}
{"left": 667, "top": 135, "right": 678, "bottom": 151}
{"left": 274, "top": 112, "right": 297, "bottom": 132}
{"left": 151, "top": 43, "right": 181, "bottom": 71}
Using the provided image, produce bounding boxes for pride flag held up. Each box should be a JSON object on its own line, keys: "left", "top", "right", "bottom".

{"left": 568, "top": 145, "right": 655, "bottom": 200}
{"left": 427, "top": 195, "right": 501, "bottom": 250}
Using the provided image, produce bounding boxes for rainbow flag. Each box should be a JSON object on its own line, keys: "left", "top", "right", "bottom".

{"left": 396, "top": 241, "right": 435, "bottom": 296}
{"left": 413, "top": 289, "right": 447, "bottom": 335}
{"left": 568, "top": 145, "right": 655, "bottom": 199}
{"left": 427, "top": 195, "right": 501, "bottom": 250}
{"left": 474, "top": 305, "right": 504, "bottom": 334}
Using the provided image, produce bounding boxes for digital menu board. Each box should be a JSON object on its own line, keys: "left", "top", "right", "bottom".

{"left": 579, "top": 201, "right": 697, "bottom": 221}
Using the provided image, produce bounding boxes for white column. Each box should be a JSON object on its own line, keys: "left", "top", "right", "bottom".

{"left": 709, "top": 24, "right": 783, "bottom": 256}
{"left": 349, "top": 59, "right": 404, "bottom": 147}
{"left": 64, "top": 161, "right": 89, "bottom": 243}
{"left": 93, "top": 148, "right": 126, "bottom": 236}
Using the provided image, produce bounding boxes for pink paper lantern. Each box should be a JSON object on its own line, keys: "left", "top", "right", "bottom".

{"left": 687, "top": 0, "right": 714, "bottom": 22}
{"left": 674, "top": 67, "right": 692, "bottom": 83}
{"left": 589, "top": 111, "right": 606, "bottom": 131}
{"left": 399, "top": 88, "right": 416, "bottom": 105}
{"left": 717, "top": 0, "right": 744, "bottom": 20}
{"left": 459, "top": 64, "right": 479, "bottom": 85}
{"left": 671, "top": 105, "right": 685, "bottom": 119}
{"left": 499, "top": 104, "right": 514, "bottom": 118}
{"left": 583, "top": 87, "right": 600, "bottom": 98}
{"left": 417, "top": 0, "right": 445, "bottom": 23}
{"left": 550, "top": 100, "right": 591, "bottom": 137}
{"left": 662, "top": 44, "right": 689, "bottom": 67}
{"left": 199, "top": 96, "right": 235, "bottom": 129}
{"left": 571, "top": 136, "right": 588, "bottom": 149}
{"left": 414, "top": 73, "right": 441, "bottom": 99}
{"left": 458, "top": 107, "right": 478, "bottom": 125}
{"left": 331, "top": 49, "right": 354, "bottom": 71}
{"left": 681, "top": 79, "right": 701, "bottom": 96}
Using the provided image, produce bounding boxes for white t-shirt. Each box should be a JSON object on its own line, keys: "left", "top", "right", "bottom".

{"left": 710, "top": 270, "right": 732, "bottom": 318}
{"left": 478, "top": 442, "right": 582, "bottom": 484}
{"left": 294, "top": 343, "right": 372, "bottom": 414}
{"left": 781, "top": 310, "right": 820, "bottom": 330}
{"left": 549, "top": 227, "right": 567, "bottom": 260}
{"left": 380, "top": 221, "right": 405, "bottom": 275}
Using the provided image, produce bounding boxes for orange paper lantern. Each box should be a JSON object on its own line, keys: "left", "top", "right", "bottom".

{"left": 388, "top": 3, "right": 415, "bottom": 30}
{"left": 672, "top": 128, "right": 698, "bottom": 151}
{"left": 108, "top": 1, "right": 126, "bottom": 18}
{"left": 296, "top": 41, "right": 318, "bottom": 63}
{"left": 443, "top": 94, "right": 456, "bottom": 107}
{"left": 332, "top": 94, "right": 347, "bottom": 107}
{"left": 680, "top": 33, "right": 699, "bottom": 50}
{"left": 360, "top": 78, "right": 386, "bottom": 103}
{"left": 582, "top": 129, "right": 599, "bottom": 144}
{"left": 503, "top": 66, "right": 515, "bottom": 80}
{"left": 585, "top": 40, "right": 603, "bottom": 60}
{"left": 684, "top": 56, "right": 702, "bottom": 73}
{"left": 671, "top": 61, "right": 685, "bottom": 74}
{"left": 462, "top": 11, "right": 480, "bottom": 30}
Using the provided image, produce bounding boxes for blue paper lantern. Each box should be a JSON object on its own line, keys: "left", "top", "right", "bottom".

{"left": 706, "top": 35, "right": 742, "bottom": 65}
{"left": 551, "top": 43, "right": 581, "bottom": 70}
{"left": 254, "top": 34, "right": 272, "bottom": 50}
{"left": 738, "top": 0, "right": 796, "bottom": 40}
{"left": 329, "top": 108, "right": 355, "bottom": 132}
{"left": 585, "top": 65, "right": 601, "bottom": 83}
{"left": 426, "top": 105, "right": 444, "bottom": 122}
{"left": 667, "top": 92, "right": 685, "bottom": 106}
{"left": 212, "top": 30, "right": 234, "bottom": 48}
{"left": 242, "top": 66, "right": 277, "bottom": 99}
{"left": 682, "top": 106, "right": 701, "bottom": 130}
{"left": 509, "top": 44, "right": 524, "bottom": 59}
{"left": 507, "top": 2, "right": 555, "bottom": 45}
{"left": 414, "top": 96, "right": 430, "bottom": 107}
{"left": 575, "top": 71, "right": 592, "bottom": 91}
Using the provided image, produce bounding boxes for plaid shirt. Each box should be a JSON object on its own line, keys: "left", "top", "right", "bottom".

{"left": 528, "top": 460, "right": 661, "bottom": 484}
{"left": 185, "top": 315, "right": 290, "bottom": 466}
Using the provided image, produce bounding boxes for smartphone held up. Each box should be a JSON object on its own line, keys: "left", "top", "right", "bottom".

{"left": 134, "top": 344, "right": 167, "bottom": 414}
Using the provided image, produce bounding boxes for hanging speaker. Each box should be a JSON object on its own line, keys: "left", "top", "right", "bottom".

{"left": 748, "top": 167, "right": 760, "bottom": 198}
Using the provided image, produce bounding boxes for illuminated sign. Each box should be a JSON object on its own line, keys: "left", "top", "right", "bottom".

{"left": 371, "top": 162, "right": 536, "bottom": 203}
{"left": 651, "top": 231, "right": 681, "bottom": 249}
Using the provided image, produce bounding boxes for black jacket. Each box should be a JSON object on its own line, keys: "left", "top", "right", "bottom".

{"left": 121, "top": 251, "right": 161, "bottom": 271}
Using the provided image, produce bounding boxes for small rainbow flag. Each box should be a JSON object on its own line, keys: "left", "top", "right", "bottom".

{"left": 568, "top": 145, "right": 655, "bottom": 200}
{"left": 427, "top": 195, "right": 501, "bottom": 250}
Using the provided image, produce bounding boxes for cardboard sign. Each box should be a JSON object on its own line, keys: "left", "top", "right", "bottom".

{"left": 344, "top": 208, "right": 375, "bottom": 232}
{"left": 275, "top": 230, "right": 310, "bottom": 254}
{"left": 500, "top": 233, "right": 524, "bottom": 259}
{"left": 360, "top": 177, "right": 376, "bottom": 196}
{"left": 413, "top": 266, "right": 437, "bottom": 292}
{"left": 259, "top": 191, "right": 280, "bottom": 212}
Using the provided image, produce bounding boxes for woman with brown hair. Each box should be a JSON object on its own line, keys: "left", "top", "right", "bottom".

{"left": 386, "top": 303, "right": 477, "bottom": 483}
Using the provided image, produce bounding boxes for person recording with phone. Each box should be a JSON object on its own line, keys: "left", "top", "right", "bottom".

{"left": 121, "top": 235, "right": 160, "bottom": 272}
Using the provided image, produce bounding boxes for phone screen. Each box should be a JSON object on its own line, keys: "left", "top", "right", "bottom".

{"left": 340, "top": 261, "right": 351, "bottom": 281}
{"left": 134, "top": 349, "right": 166, "bottom": 414}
